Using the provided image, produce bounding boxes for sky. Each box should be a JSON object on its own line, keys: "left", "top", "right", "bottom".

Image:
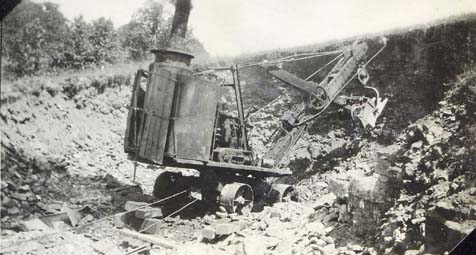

{"left": 35, "top": 0, "right": 476, "bottom": 57}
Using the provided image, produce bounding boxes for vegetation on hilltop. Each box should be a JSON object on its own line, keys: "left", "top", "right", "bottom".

{"left": 1, "top": 0, "right": 209, "bottom": 78}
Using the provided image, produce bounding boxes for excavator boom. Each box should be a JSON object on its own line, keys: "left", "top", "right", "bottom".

{"left": 260, "top": 39, "right": 388, "bottom": 167}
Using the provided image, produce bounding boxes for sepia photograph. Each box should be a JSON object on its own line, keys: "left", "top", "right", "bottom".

{"left": 1, "top": 0, "right": 475, "bottom": 254}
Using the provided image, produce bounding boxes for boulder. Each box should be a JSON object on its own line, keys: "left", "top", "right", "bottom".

{"left": 243, "top": 236, "right": 266, "bottom": 255}
{"left": 134, "top": 207, "right": 163, "bottom": 219}
{"left": 202, "top": 226, "right": 216, "bottom": 240}
{"left": 349, "top": 175, "right": 383, "bottom": 203}
{"left": 327, "top": 177, "right": 350, "bottom": 199}
{"left": 215, "top": 223, "right": 240, "bottom": 236}
{"left": 305, "top": 221, "right": 325, "bottom": 236}
{"left": 20, "top": 218, "right": 50, "bottom": 231}
{"left": 124, "top": 201, "right": 148, "bottom": 211}
{"left": 140, "top": 218, "right": 161, "bottom": 234}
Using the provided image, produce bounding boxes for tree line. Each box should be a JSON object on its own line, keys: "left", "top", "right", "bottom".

{"left": 1, "top": 0, "right": 209, "bottom": 77}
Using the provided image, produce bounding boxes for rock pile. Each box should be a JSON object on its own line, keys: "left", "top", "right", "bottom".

{"left": 1, "top": 149, "right": 50, "bottom": 229}
{"left": 0, "top": 141, "right": 141, "bottom": 232}
{"left": 319, "top": 68, "right": 476, "bottom": 253}
{"left": 377, "top": 69, "right": 476, "bottom": 254}
{"left": 194, "top": 194, "right": 383, "bottom": 255}
{"left": 0, "top": 73, "right": 157, "bottom": 231}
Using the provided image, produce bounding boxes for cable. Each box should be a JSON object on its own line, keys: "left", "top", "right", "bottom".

{"left": 238, "top": 49, "right": 344, "bottom": 69}
{"left": 139, "top": 198, "right": 198, "bottom": 234}
{"left": 196, "top": 49, "right": 345, "bottom": 74}
{"left": 305, "top": 52, "right": 344, "bottom": 81}
{"left": 1, "top": 190, "right": 189, "bottom": 249}
{"left": 122, "top": 245, "right": 150, "bottom": 255}
{"left": 76, "top": 190, "right": 189, "bottom": 229}
{"left": 291, "top": 38, "right": 388, "bottom": 126}
{"left": 245, "top": 95, "right": 282, "bottom": 121}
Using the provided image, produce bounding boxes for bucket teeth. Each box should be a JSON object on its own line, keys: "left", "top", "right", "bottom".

{"left": 352, "top": 97, "right": 388, "bottom": 128}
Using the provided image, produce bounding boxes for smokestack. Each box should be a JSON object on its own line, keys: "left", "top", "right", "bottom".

{"left": 152, "top": 0, "right": 194, "bottom": 65}
{"left": 168, "top": 0, "right": 192, "bottom": 49}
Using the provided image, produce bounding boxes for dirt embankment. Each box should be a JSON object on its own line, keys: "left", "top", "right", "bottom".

{"left": 1, "top": 72, "right": 158, "bottom": 230}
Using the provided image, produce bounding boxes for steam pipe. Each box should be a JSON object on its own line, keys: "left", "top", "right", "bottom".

{"left": 168, "top": 0, "right": 192, "bottom": 49}
{"left": 152, "top": 0, "right": 194, "bottom": 65}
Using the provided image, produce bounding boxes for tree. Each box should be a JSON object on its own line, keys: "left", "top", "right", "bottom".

{"left": 7, "top": 18, "right": 49, "bottom": 75}
{"left": 3, "top": 0, "right": 70, "bottom": 75}
{"left": 65, "top": 16, "right": 95, "bottom": 69}
{"left": 2, "top": 0, "right": 209, "bottom": 76}
{"left": 90, "top": 18, "right": 119, "bottom": 64}
{"left": 119, "top": 0, "right": 209, "bottom": 62}
{"left": 39, "top": 2, "right": 70, "bottom": 68}
{"left": 183, "top": 28, "right": 210, "bottom": 63}
{"left": 120, "top": 0, "right": 169, "bottom": 60}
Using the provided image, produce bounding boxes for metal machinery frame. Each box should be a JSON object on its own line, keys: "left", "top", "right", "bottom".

{"left": 124, "top": 64, "right": 292, "bottom": 213}
{"left": 123, "top": 0, "right": 293, "bottom": 213}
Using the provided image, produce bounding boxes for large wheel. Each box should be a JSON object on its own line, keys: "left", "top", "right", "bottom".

{"left": 267, "top": 184, "right": 296, "bottom": 203}
{"left": 309, "top": 86, "right": 328, "bottom": 111}
{"left": 219, "top": 183, "right": 254, "bottom": 215}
